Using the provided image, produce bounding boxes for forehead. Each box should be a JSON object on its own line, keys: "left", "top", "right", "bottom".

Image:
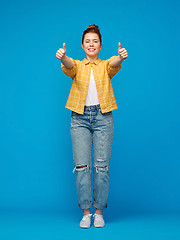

{"left": 84, "top": 32, "right": 99, "bottom": 40}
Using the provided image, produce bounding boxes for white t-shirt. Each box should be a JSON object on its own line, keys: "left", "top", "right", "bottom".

{"left": 85, "top": 67, "right": 99, "bottom": 106}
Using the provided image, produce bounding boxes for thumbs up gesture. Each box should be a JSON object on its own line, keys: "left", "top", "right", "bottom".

{"left": 118, "top": 42, "right": 128, "bottom": 61}
{"left": 56, "top": 43, "right": 66, "bottom": 60}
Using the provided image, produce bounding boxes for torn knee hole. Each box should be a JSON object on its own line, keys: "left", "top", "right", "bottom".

{"left": 96, "top": 165, "right": 107, "bottom": 169}
{"left": 76, "top": 165, "right": 87, "bottom": 169}
{"left": 95, "top": 165, "right": 108, "bottom": 172}
{"left": 97, "top": 158, "right": 105, "bottom": 161}
{"left": 72, "top": 165, "right": 88, "bottom": 173}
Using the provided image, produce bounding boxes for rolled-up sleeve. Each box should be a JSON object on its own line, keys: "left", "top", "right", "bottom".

{"left": 106, "top": 56, "right": 122, "bottom": 79}
{"left": 61, "top": 57, "right": 77, "bottom": 79}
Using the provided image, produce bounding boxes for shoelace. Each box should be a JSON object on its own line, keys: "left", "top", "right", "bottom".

{"left": 93, "top": 213, "right": 103, "bottom": 219}
{"left": 82, "top": 214, "right": 92, "bottom": 220}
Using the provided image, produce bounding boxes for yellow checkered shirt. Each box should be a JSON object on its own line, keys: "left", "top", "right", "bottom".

{"left": 61, "top": 55, "right": 122, "bottom": 114}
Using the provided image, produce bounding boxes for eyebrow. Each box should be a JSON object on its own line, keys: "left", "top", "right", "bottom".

{"left": 85, "top": 38, "right": 98, "bottom": 40}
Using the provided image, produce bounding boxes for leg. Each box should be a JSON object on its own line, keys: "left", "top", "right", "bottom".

{"left": 92, "top": 110, "right": 114, "bottom": 210}
{"left": 70, "top": 114, "right": 93, "bottom": 210}
{"left": 95, "top": 208, "right": 103, "bottom": 215}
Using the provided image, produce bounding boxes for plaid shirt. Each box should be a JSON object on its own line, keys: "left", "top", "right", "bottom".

{"left": 61, "top": 56, "right": 122, "bottom": 114}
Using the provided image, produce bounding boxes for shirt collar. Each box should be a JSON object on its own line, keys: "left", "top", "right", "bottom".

{"left": 82, "top": 58, "right": 101, "bottom": 65}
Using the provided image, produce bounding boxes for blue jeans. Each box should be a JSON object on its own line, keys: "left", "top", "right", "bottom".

{"left": 70, "top": 104, "right": 114, "bottom": 210}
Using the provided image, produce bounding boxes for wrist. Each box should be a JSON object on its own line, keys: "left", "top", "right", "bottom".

{"left": 61, "top": 54, "right": 66, "bottom": 60}
{"left": 118, "top": 55, "right": 123, "bottom": 63}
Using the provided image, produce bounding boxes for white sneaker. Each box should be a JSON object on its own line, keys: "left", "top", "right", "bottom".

{"left": 93, "top": 213, "right": 105, "bottom": 228}
{"left": 80, "top": 214, "right": 92, "bottom": 228}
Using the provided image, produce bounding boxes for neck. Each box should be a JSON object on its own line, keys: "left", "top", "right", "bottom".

{"left": 86, "top": 55, "right": 98, "bottom": 62}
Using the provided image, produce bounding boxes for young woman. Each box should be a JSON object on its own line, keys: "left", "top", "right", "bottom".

{"left": 56, "top": 24, "right": 128, "bottom": 228}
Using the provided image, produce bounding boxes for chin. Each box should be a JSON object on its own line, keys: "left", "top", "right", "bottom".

{"left": 87, "top": 52, "right": 98, "bottom": 56}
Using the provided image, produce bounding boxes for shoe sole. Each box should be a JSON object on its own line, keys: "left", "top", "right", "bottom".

{"left": 80, "top": 225, "right": 91, "bottom": 228}
{"left": 94, "top": 225, "right": 105, "bottom": 228}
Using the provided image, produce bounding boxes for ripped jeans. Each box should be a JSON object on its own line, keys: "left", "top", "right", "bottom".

{"left": 70, "top": 104, "right": 114, "bottom": 210}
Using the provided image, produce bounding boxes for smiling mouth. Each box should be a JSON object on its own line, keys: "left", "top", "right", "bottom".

{"left": 88, "top": 49, "right": 96, "bottom": 52}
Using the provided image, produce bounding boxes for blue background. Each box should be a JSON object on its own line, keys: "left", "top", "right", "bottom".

{"left": 0, "top": 0, "right": 180, "bottom": 233}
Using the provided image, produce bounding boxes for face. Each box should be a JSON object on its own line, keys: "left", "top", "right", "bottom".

{"left": 81, "top": 33, "right": 102, "bottom": 59}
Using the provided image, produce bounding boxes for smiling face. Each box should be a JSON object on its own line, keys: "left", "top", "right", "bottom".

{"left": 81, "top": 32, "right": 102, "bottom": 61}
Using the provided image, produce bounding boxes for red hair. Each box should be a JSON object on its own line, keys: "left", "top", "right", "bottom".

{"left": 82, "top": 24, "right": 102, "bottom": 44}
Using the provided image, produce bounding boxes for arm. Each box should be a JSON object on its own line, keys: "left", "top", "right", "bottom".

{"left": 56, "top": 42, "right": 73, "bottom": 68}
{"left": 110, "top": 42, "right": 128, "bottom": 67}
{"left": 110, "top": 55, "right": 123, "bottom": 67}
{"left": 56, "top": 43, "right": 77, "bottom": 78}
{"left": 61, "top": 55, "right": 74, "bottom": 69}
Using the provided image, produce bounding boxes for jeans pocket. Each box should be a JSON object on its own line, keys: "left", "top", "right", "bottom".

{"left": 71, "top": 111, "right": 79, "bottom": 117}
{"left": 101, "top": 111, "right": 112, "bottom": 116}
{"left": 98, "top": 110, "right": 113, "bottom": 124}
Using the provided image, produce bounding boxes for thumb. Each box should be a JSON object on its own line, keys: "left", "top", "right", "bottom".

{"left": 118, "top": 42, "right": 121, "bottom": 49}
{"left": 63, "top": 42, "right": 66, "bottom": 51}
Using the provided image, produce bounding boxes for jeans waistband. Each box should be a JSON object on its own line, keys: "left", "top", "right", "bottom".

{"left": 84, "top": 104, "right": 101, "bottom": 111}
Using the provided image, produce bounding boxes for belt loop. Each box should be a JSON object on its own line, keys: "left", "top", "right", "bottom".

{"left": 98, "top": 104, "right": 100, "bottom": 111}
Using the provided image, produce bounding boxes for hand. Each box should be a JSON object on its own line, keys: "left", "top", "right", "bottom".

{"left": 56, "top": 43, "right": 66, "bottom": 60}
{"left": 118, "top": 42, "right": 128, "bottom": 61}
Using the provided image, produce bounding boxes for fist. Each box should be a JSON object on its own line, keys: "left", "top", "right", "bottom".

{"left": 118, "top": 42, "right": 128, "bottom": 61}
{"left": 56, "top": 43, "right": 66, "bottom": 60}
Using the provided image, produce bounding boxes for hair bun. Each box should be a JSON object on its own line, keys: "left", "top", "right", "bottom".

{"left": 82, "top": 24, "right": 102, "bottom": 44}
{"left": 87, "top": 24, "right": 99, "bottom": 30}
